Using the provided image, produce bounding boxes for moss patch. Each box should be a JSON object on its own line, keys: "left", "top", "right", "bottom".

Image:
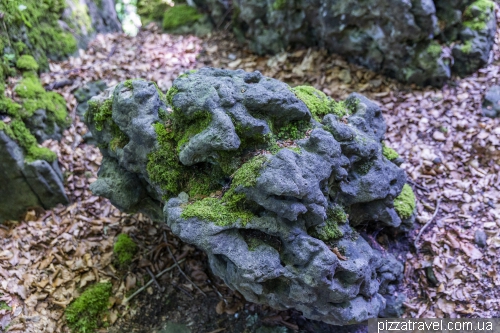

{"left": 426, "top": 41, "right": 442, "bottom": 58}
{"left": 272, "top": 0, "right": 287, "bottom": 10}
{"left": 15, "top": 55, "right": 39, "bottom": 71}
{"left": 65, "top": 282, "right": 112, "bottom": 333}
{"left": 162, "top": 5, "right": 203, "bottom": 30}
{"left": 292, "top": 85, "right": 352, "bottom": 121}
{"left": 394, "top": 184, "right": 416, "bottom": 219}
{"left": 86, "top": 94, "right": 129, "bottom": 151}
{"left": 0, "top": 0, "right": 77, "bottom": 71}
{"left": 314, "top": 205, "right": 346, "bottom": 241}
{"left": 460, "top": 40, "right": 473, "bottom": 54}
{"left": 463, "top": 0, "right": 494, "bottom": 31}
{"left": 181, "top": 155, "right": 267, "bottom": 226}
{"left": 382, "top": 142, "right": 399, "bottom": 161}
{"left": 113, "top": 233, "right": 138, "bottom": 267}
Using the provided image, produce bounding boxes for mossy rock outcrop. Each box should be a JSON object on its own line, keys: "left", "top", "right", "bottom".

{"left": 196, "top": 0, "right": 496, "bottom": 86}
{"left": 0, "top": 0, "right": 120, "bottom": 222}
{"left": 85, "top": 68, "right": 416, "bottom": 325}
{"left": 0, "top": 56, "right": 71, "bottom": 222}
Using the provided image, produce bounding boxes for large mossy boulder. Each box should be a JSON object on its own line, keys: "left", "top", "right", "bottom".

{"left": 85, "top": 68, "right": 416, "bottom": 325}
{"left": 196, "top": 0, "right": 496, "bottom": 86}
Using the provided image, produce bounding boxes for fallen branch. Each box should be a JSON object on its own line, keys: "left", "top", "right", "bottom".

{"left": 414, "top": 198, "right": 441, "bottom": 251}
{"left": 146, "top": 267, "right": 163, "bottom": 292}
{"left": 124, "top": 258, "right": 185, "bottom": 302}
{"left": 163, "top": 231, "right": 207, "bottom": 297}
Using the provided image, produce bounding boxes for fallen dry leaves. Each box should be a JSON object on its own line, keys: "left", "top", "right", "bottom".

{"left": 1, "top": 8, "right": 500, "bottom": 332}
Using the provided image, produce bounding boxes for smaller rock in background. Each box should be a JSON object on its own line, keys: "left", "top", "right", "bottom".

{"left": 482, "top": 85, "right": 500, "bottom": 118}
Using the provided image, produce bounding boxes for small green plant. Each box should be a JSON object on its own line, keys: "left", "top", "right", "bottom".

{"left": 292, "top": 85, "right": 352, "bottom": 121}
{"left": 0, "top": 300, "right": 12, "bottom": 311}
{"left": 113, "top": 233, "right": 138, "bottom": 267}
{"left": 394, "top": 184, "right": 416, "bottom": 219}
{"left": 65, "top": 282, "right": 112, "bottom": 333}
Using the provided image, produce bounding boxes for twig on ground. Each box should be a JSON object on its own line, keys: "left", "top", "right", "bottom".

{"left": 408, "top": 179, "right": 430, "bottom": 192}
{"left": 414, "top": 198, "right": 441, "bottom": 251}
{"left": 124, "top": 258, "right": 185, "bottom": 302}
{"left": 207, "top": 279, "right": 227, "bottom": 305}
{"left": 163, "top": 231, "right": 207, "bottom": 297}
{"left": 172, "top": 281, "right": 194, "bottom": 299}
{"left": 146, "top": 267, "right": 163, "bottom": 292}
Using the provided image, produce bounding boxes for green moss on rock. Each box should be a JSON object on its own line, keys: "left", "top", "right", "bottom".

{"left": 426, "top": 41, "right": 442, "bottom": 58}
{"left": 0, "top": 0, "right": 77, "bottom": 70}
{"left": 181, "top": 155, "right": 267, "bottom": 226}
{"left": 460, "top": 40, "right": 473, "bottom": 54}
{"left": 15, "top": 55, "right": 39, "bottom": 71}
{"left": 314, "top": 205, "right": 346, "bottom": 241}
{"left": 463, "top": 0, "right": 495, "bottom": 31}
{"left": 162, "top": 5, "right": 203, "bottom": 30}
{"left": 65, "top": 282, "right": 112, "bottom": 333}
{"left": 394, "top": 184, "right": 416, "bottom": 219}
{"left": 113, "top": 233, "right": 138, "bottom": 266}
{"left": 292, "top": 85, "right": 352, "bottom": 121}
{"left": 382, "top": 142, "right": 399, "bottom": 161}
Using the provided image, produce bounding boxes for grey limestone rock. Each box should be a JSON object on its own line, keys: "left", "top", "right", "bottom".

{"left": 0, "top": 132, "right": 68, "bottom": 223}
{"left": 197, "top": 0, "right": 497, "bottom": 86}
{"left": 85, "top": 68, "right": 415, "bottom": 325}
{"left": 482, "top": 85, "right": 500, "bottom": 118}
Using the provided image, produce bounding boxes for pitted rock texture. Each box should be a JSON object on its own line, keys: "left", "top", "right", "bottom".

{"left": 0, "top": 132, "right": 68, "bottom": 223}
{"left": 482, "top": 85, "right": 500, "bottom": 118}
{"left": 197, "top": 0, "right": 496, "bottom": 86}
{"left": 85, "top": 68, "right": 415, "bottom": 325}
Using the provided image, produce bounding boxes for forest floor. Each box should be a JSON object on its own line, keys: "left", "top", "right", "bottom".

{"left": 1, "top": 12, "right": 500, "bottom": 333}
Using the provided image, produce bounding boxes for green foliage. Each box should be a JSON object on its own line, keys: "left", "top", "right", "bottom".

{"left": 162, "top": 5, "right": 203, "bottom": 30}
{"left": 0, "top": 300, "right": 11, "bottom": 311}
{"left": 7, "top": 119, "right": 57, "bottom": 162}
{"left": 463, "top": 0, "right": 494, "bottom": 31}
{"left": 382, "top": 142, "right": 399, "bottom": 161}
{"left": 15, "top": 55, "right": 39, "bottom": 71}
{"left": 65, "top": 282, "right": 112, "bottom": 333}
{"left": 426, "top": 41, "right": 442, "bottom": 58}
{"left": 394, "top": 184, "right": 416, "bottom": 219}
{"left": 113, "top": 233, "right": 138, "bottom": 266}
